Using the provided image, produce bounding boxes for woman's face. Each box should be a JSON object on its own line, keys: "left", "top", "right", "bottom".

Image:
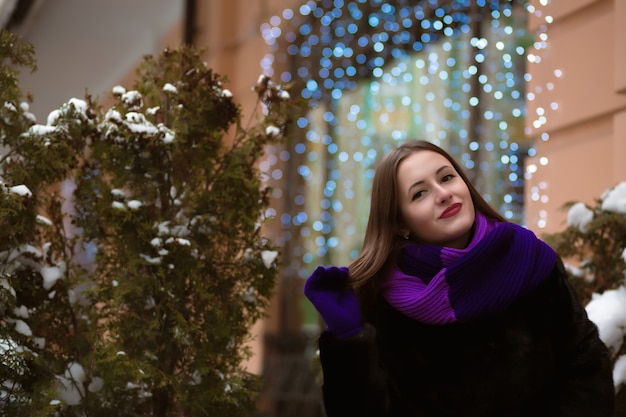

{"left": 396, "top": 150, "right": 475, "bottom": 249}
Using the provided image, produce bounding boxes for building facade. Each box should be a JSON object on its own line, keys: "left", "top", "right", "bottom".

{"left": 525, "top": 0, "right": 626, "bottom": 234}
{"left": 5, "top": 0, "right": 625, "bottom": 415}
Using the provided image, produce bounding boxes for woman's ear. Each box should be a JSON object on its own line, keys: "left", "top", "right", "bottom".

{"left": 398, "top": 227, "right": 410, "bottom": 240}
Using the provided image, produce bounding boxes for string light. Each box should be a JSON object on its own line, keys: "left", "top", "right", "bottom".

{"left": 522, "top": 0, "right": 555, "bottom": 229}
{"left": 260, "top": 0, "right": 553, "bottom": 274}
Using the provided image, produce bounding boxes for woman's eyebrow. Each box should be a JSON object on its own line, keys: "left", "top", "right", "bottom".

{"left": 407, "top": 165, "right": 452, "bottom": 194}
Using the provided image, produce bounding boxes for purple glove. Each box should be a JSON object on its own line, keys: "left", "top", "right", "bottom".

{"left": 304, "top": 266, "right": 362, "bottom": 338}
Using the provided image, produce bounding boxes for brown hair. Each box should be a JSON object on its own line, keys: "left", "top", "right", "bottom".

{"left": 348, "top": 140, "right": 504, "bottom": 304}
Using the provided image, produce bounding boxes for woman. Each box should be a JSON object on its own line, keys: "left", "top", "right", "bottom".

{"left": 304, "top": 140, "right": 614, "bottom": 417}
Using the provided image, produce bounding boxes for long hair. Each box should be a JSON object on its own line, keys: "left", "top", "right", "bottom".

{"left": 348, "top": 140, "right": 504, "bottom": 306}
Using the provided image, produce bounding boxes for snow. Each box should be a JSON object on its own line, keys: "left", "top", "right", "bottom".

{"left": 14, "top": 320, "right": 32, "bottom": 337}
{"left": 105, "top": 108, "right": 123, "bottom": 123}
{"left": 144, "top": 296, "right": 156, "bottom": 310}
{"left": 127, "top": 200, "right": 142, "bottom": 210}
{"left": 56, "top": 375, "right": 84, "bottom": 405}
{"left": 47, "top": 109, "right": 61, "bottom": 125}
{"left": 0, "top": 245, "right": 42, "bottom": 274}
{"left": 88, "top": 377, "right": 104, "bottom": 393}
{"left": 165, "top": 237, "right": 190, "bottom": 246}
{"left": 242, "top": 287, "right": 256, "bottom": 303}
{"left": 163, "top": 83, "right": 177, "bottom": 94}
{"left": 125, "top": 112, "right": 158, "bottom": 135}
{"left": 158, "top": 124, "right": 175, "bottom": 143}
{"left": 32, "top": 337, "right": 45, "bottom": 350}
{"left": 586, "top": 286, "right": 626, "bottom": 389}
{"left": 161, "top": 132, "right": 174, "bottom": 143}
{"left": 9, "top": 184, "right": 32, "bottom": 197}
{"left": 265, "top": 125, "right": 280, "bottom": 137}
{"left": 41, "top": 265, "right": 64, "bottom": 290}
{"left": 614, "top": 355, "right": 626, "bottom": 391}
{"left": 112, "top": 85, "right": 126, "bottom": 96}
{"left": 139, "top": 254, "right": 161, "bottom": 264}
{"left": 42, "top": 242, "right": 52, "bottom": 259}
{"left": 586, "top": 286, "right": 626, "bottom": 353}
{"left": 111, "top": 189, "right": 126, "bottom": 198}
{"left": 36, "top": 215, "right": 53, "bottom": 226}
{"left": 67, "top": 98, "right": 87, "bottom": 116}
{"left": 0, "top": 278, "right": 16, "bottom": 298}
{"left": 191, "top": 371, "right": 202, "bottom": 385}
{"left": 43, "top": 99, "right": 88, "bottom": 124}
{"left": 30, "top": 124, "right": 56, "bottom": 136}
{"left": 13, "top": 305, "right": 29, "bottom": 318}
{"left": 566, "top": 202, "right": 593, "bottom": 233}
{"left": 563, "top": 263, "right": 584, "bottom": 278}
{"left": 261, "top": 250, "right": 278, "bottom": 268}
{"left": 66, "top": 362, "right": 86, "bottom": 383}
{"left": 601, "top": 182, "right": 626, "bottom": 214}
{"left": 54, "top": 363, "right": 89, "bottom": 405}
{"left": 156, "top": 221, "right": 190, "bottom": 238}
{"left": 0, "top": 337, "right": 18, "bottom": 358}
{"left": 121, "top": 90, "right": 143, "bottom": 109}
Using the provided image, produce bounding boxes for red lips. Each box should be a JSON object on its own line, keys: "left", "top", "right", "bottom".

{"left": 440, "top": 203, "right": 462, "bottom": 219}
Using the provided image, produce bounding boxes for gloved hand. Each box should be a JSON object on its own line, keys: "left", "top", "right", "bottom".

{"left": 304, "top": 266, "right": 362, "bottom": 338}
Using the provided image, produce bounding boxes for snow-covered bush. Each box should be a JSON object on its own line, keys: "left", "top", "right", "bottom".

{"left": 544, "top": 182, "right": 626, "bottom": 404}
{"left": 0, "top": 32, "right": 303, "bottom": 417}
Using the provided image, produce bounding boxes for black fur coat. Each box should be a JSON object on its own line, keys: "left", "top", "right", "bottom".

{"left": 318, "top": 259, "right": 615, "bottom": 417}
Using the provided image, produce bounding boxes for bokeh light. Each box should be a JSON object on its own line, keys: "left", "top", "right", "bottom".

{"left": 260, "top": 0, "right": 554, "bottom": 277}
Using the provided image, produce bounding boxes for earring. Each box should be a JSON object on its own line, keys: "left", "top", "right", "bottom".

{"left": 399, "top": 230, "right": 410, "bottom": 240}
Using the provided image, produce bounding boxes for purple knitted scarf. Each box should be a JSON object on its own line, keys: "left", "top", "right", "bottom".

{"left": 381, "top": 212, "right": 557, "bottom": 324}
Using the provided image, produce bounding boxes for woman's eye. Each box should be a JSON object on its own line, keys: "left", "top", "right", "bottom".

{"left": 442, "top": 174, "right": 454, "bottom": 182}
{"left": 412, "top": 190, "right": 425, "bottom": 200}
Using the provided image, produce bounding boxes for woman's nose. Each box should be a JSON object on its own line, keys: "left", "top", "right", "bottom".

{"left": 434, "top": 185, "right": 452, "bottom": 203}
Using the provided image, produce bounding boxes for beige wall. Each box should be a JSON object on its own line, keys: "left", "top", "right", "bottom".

{"left": 196, "top": 0, "right": 301, "bottom": 127}
{"left": 100, "top": 21, "right": 185, "bottom": 110}
{"left": 525, "top": 0, "right": 626, "bottom": 235}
